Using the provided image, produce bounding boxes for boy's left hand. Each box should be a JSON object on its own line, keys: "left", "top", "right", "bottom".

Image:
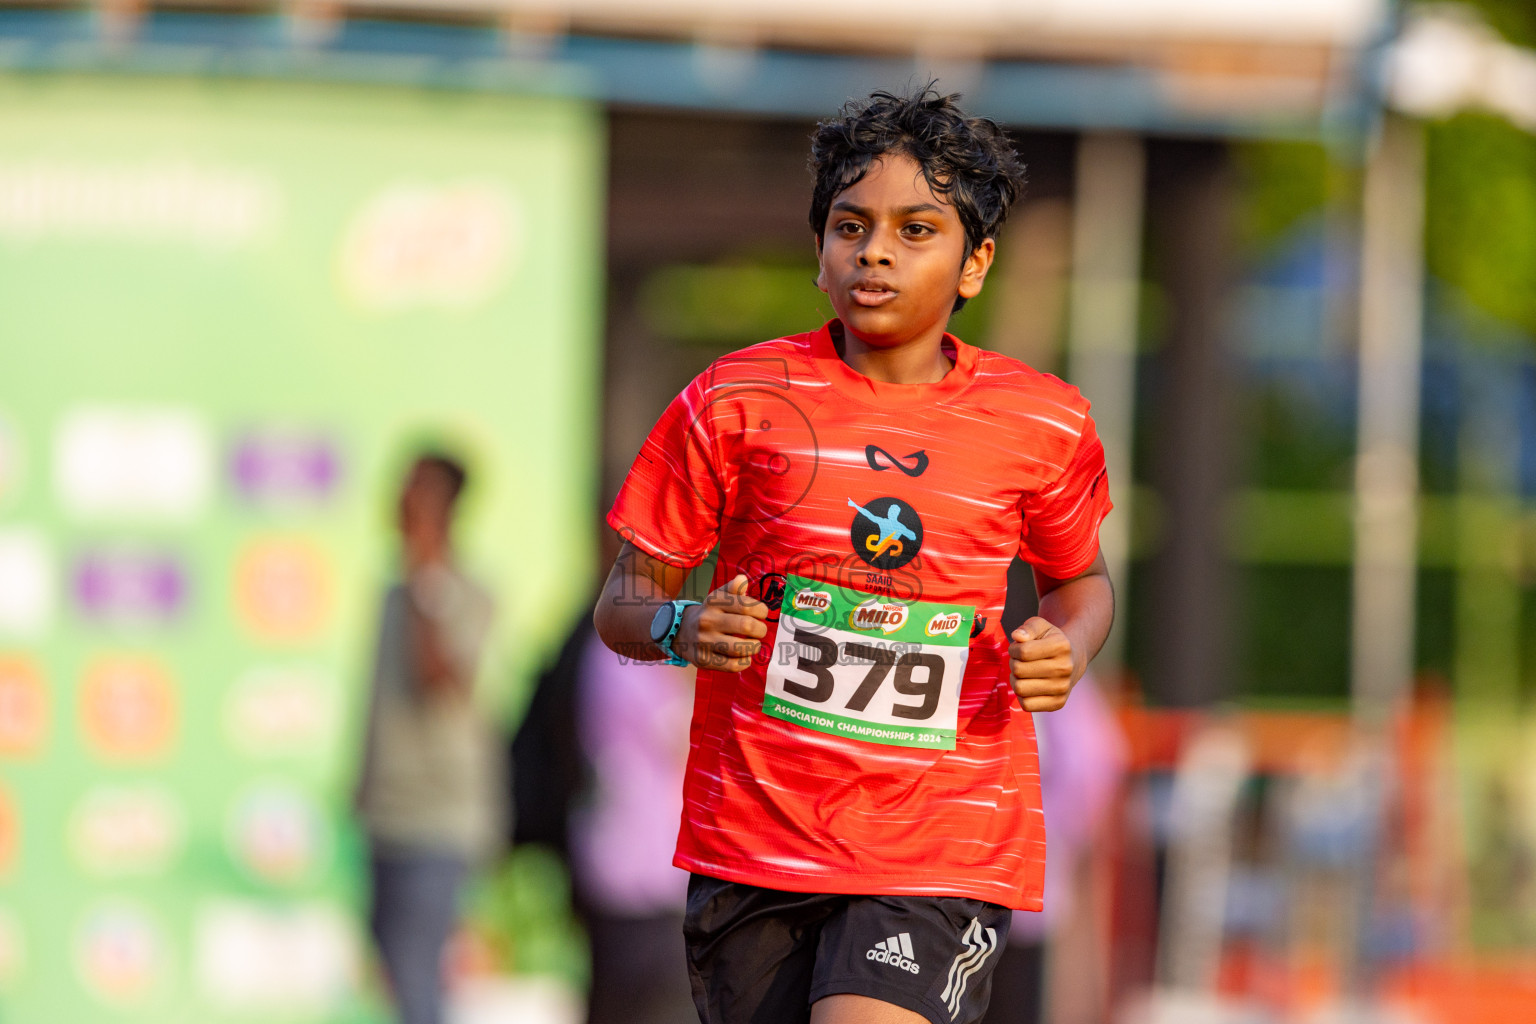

{"left": 1008, "top": 617, "right": 1077, "bottom": 712}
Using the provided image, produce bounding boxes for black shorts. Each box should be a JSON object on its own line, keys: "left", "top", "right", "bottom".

{"left": 683, "top": 874, "right": 1012, "bottom": 1024}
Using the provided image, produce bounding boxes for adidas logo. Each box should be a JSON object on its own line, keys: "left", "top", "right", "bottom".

{"left": 866, "top": 932, "right": 920, "bottom": 975}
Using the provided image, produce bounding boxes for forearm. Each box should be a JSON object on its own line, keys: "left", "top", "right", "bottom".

{"left": 1038, "top": 580, "right": 1112, "bottom": 681}
{"left": 594, "top": 540, "right": 768, "bottom": 672}
{"left": 593, "top": 591, "right": 671, "bottom": 662}
{"left": 1034, "top": 554, "right": 1115, "bottom": 683}
{"left": 593, "top": 540, "right": 686, "bottom": 662}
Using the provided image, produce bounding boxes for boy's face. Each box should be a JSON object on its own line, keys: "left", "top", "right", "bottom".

{"left": 815, "top": 154, "right": 994, "bottom": 350}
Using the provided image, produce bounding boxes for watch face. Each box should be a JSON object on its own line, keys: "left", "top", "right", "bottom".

{"left": 649, "top": 602, "right": 676, "bottom": 644}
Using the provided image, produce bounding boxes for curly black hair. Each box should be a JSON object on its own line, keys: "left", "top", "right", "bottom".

{"left": 808, "top": 86, "right": 1027, "bottom": 261}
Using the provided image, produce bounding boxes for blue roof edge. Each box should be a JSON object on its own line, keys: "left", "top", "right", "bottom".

{"left": 0, "top": 8, "right": 1381, "bottom": 140}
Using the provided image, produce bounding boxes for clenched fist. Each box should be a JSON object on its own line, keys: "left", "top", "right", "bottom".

{"left": 678, "top": 575, "right": 771, "bottom": 672}
{"left": 1008, "top": 616, "right": 1077, "bottom": 712}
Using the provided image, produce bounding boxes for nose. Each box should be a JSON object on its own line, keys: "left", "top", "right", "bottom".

{"left": 857, "top": 226, "right": 895, "bottom": 266}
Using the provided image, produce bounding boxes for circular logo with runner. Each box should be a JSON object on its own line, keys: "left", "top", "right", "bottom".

{"left": 848, "top": 496, "right": 923, "bottom": 570}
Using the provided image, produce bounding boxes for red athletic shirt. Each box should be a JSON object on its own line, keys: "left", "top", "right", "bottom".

{"left": 608, "top": 321, "right": 1111, "bottom": 910}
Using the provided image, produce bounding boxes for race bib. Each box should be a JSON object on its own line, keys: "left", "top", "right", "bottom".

{"left": 762, "top": 575, "right": 973, "bottom": 750}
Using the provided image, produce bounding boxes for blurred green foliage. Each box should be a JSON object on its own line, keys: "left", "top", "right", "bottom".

{"left": 640, "top": 260, "right": 827, "bottom": 346}
{"left": 464, "top": 845, "right": 589, "bottom": 990}
{"left": 1451, "top": 0, "right": 1536, "bottom": 46}
{"left": 1231, "top": 7, "right": 1536, "bottom": 345}
{"left": 1231, "top": 140, "right": 1333, "bottom": 254}
{"left": 1244, "top": 379, "right": 1356, "bottom": 491}
{"left": 1425, "top": 113, "right": 1536, "bottom": 339}
{"left": 1418, "top": 1, "right": 1536, "bottom": 339}
{"left": 1240, "top": 566, "right": 1352, "bottom": 701}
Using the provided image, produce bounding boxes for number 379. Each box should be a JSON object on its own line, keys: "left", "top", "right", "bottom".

{"left": 782, "top": 634, "right": 945, "bottom": 721}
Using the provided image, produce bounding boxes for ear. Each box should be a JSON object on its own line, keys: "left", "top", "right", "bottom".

{"left": 814, "top": 234, "right": 829, "bottom": 293}
{"left": 957, "top": 237, "right": 996, "bottom": 301}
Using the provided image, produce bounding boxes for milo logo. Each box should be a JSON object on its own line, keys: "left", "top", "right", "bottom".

{"left": 925, "top": 612, "right": 963, "bottom": 637}
{"left": 849, "top": 599, "right": 908, "bottom": 634}
{"left": 793, "top": 590, "right": 831, "bottom": 613}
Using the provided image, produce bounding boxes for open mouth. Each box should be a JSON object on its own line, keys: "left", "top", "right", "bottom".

{"left": 850, "top": 284, "right": 898, "bottom": 307}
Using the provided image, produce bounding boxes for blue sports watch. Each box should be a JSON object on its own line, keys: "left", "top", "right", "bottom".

{"left": 649, "top": 599, "right": 701, "bottom": 667}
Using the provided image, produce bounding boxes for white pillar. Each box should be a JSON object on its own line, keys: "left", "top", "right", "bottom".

{"left": 1066, "top": 133, "right": 1146, "bottom": 678}
{"left": 1352, "top": 114, "right": 1425, "bottom": 725}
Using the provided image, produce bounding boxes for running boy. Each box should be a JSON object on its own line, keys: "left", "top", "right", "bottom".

{"left": 594, "top": 87, "right": 1114, "bottom": 1024}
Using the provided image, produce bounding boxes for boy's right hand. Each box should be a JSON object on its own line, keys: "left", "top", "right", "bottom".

{"left": 677, "top": 574, "right": 770, "bottom": 672}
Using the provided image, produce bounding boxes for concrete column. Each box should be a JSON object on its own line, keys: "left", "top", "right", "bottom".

{"left": 1065, "top": 133, "right": 1146, "bottom": 679}
{"left": 1351, "top": 115, "right": 1425, "bottom": 725}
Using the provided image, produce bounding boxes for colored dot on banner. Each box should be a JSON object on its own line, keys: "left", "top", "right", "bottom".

{"left": 0, "top": 656, "right": 47, "bottom": 758}
{"left": 193, "top": 899, "right": 360, "bottom": 1013}
{"left": 339, "top": 182, "right": 520, "bottom": 312}
{"left": 78, "top": 656, "right": 178, "bottom": 761}
{"left": 0, "top": 906, "right": 23, "bottom": 990}
{"left": 224, "top": 665, "right": 335, "bottom": 758}
{"left": 74, "top": 901, "right": 166, "bottom": 1006}
{"left": 0, "top": 416, "right": 19, "bottom": 507}
{"left": 230, "top": 431, "right": 342, "bottom": 505}
{"left": 233, "top": 538, "right": 333, "bottom": 644}
{"left": 0, "top": 530, "right": 54, "bottom": 638}
{"left": 54, "top": 406, "right": 213, "bottom": 522}
{"left": 0, "top": 786, "right": 14, "bottom": 878}
{"left": 226, "top": 783, "right": 325, "bottom": 886}
{"left": 69, "top": 784, "right": 186, "bottom": 878}
{"left": 72, "top": 550, "right": 187, "bottom": 625}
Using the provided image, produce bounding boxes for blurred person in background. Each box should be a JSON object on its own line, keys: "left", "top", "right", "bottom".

{"left": 513, "top": 530, "right": 698, "bottom": 1024}
{"left": 355, "top": 452, "right": 502, "bottom": 1024}
{"left": 980, "top": 673, "right": 1127, "bottom": 1024}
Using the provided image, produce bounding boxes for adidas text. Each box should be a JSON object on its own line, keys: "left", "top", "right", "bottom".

{"left": 866, "top": 934, "right": 920, "bottom": 975}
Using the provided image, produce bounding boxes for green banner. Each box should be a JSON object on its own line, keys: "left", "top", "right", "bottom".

{"left": 0, "top": 74, "right": 602, "bottom": 1024}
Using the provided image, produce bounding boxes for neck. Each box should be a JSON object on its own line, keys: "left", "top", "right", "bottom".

{"left": 404, "top": 535, "right": 450, "bottom": 571}
{"left": 834, "top": 321, "right": 953, "bottom": 385}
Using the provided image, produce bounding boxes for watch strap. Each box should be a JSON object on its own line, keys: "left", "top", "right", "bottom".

{"left": 658, "top": 599, "right": 700, "bottom": 667}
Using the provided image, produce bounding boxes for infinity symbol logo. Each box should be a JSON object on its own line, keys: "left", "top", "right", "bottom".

{"left": 865, "top": 445, "right": 929, "bottom": 477}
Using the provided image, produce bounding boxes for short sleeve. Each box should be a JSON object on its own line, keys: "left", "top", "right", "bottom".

{"left": 1017, "top": 411, "right": 1112, "bottom": 579}
{"left": 607, "top": 371, "right": 730, "bottom": 568}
